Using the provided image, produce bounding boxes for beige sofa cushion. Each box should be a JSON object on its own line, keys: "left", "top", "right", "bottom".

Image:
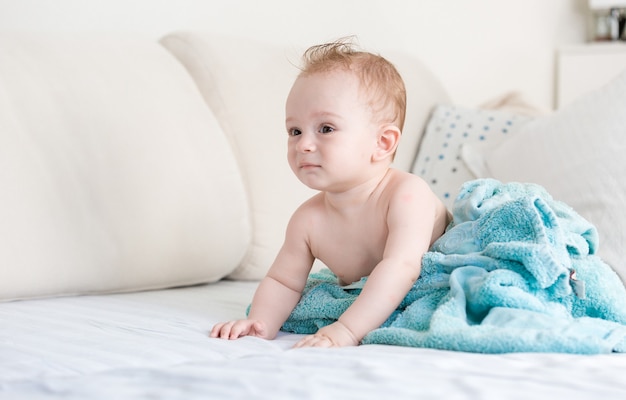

{"left": 161, "top": 32, "right": 450, "bottom": 280}
{"left": 161, "top": 32, "right": 315, "bottom": 280}
{"left": 0, "top": 33, "right": 249, "bottom": 300}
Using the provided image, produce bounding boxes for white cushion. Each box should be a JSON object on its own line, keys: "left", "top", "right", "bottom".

{"left": 160, "top": 32, "right": 315, "bottom": 280}
{"left": 0, "top": 33, "right": 249, "bottom": 300}
{"left": 478, "top": 70, "right": 626, "bottom": 283}
{"left": 161, "top": 32, "right": 451, "bottom": 280}
{"left": 411, "top": 105, "right": 530, "bottom": 208}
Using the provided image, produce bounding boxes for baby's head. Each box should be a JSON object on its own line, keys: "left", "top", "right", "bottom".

{"left": 286, "top": 38, "right": 406, "bottom": 190}
{"left": 296, "top": 37, "right": 406, "bottom": 132}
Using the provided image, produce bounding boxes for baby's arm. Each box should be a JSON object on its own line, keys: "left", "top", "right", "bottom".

{"left": 293, "top": 255, "right": 424, "bottom": 347}
{"left": 294, "top": 179, "right": 437, "bottom": 347}
{"left": 210, "top": 208, "right": 314, "bottom": 341}
{"left": 210, "top": 275, "right": 301, "bottom": 340}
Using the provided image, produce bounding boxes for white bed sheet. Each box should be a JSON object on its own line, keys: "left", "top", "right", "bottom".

{"left": 1, "top": 280, "right": 626, "bottom": 400}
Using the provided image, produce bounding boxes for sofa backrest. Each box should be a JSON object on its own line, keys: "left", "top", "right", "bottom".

{"left": 0, "top": 31, "right": 451, "bottom": 301}
{"left": 0, "top": 33, "right": 249, "bottom": 301}
{"left": 161, "top": 31, "right": 451, "bottom": 280}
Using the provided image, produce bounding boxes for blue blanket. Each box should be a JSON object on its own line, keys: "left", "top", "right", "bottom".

{"left": 282, "top": 179, "right": 626, "bottom": 354}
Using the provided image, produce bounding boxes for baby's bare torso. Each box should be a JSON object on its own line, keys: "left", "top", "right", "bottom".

{"left": 304, "top": 170, "right": 450, "bottom": 285}
{"left": 311, "top": 203, "right": 388, "bottom": 285}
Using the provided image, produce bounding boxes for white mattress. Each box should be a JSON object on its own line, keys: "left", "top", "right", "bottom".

{"left": 1, "top": 280, "right": 626, "bottom": 399}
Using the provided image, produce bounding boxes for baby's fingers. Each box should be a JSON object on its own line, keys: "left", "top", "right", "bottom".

{"left": 210, "top": 320, "right": 259, "bottom": 340}
{"left": 228, "top": 321, "right": 253, "bottom": 339}
{"left": 210, "top": 320, "right": 238, "bottom": 339}
{"left": 293, "top": 334, "right": 332, "bottom": 348}
{"left": 209, "top": 322, "right": 226, "bottom": 338}
{"left": 293, "top": 335, "right": 312, "bottom": 348}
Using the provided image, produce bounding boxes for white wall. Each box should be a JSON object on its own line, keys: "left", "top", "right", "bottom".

{"left": 0, "top": 0, "right": 589, "bottom": 110}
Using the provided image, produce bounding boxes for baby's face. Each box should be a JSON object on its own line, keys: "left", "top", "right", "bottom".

{"left": 285, "top": 69, "right": 380, "bottom": 192}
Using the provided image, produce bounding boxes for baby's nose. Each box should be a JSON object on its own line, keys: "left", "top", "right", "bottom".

{"left": 296, "top": 133, "right": 316, "bottom": 152}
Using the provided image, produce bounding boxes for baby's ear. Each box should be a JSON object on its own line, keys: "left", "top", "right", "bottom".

{"left": 373, "top": 125, "right": 401, "bottom": 162}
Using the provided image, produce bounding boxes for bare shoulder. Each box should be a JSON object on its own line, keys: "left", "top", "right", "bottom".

{"left": 284, "top": 192, "right": 325, "bottom": 236}
{"left": 383, "top": 169, "right": 437, "bottom": 202}
{"left": 383, "top": 169, "right": 451, "bottom": 236}
{"left": 267, "top": 194, "right": 322, "bottom": 282}
{"left": 385, "top": 169, "right": 450, "bottom": 217}
{"left": 291, "top": 192, "right": 325, "bottom": 219}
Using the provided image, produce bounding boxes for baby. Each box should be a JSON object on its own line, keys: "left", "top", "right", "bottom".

{"left": 211, "top": 38, "right": 450, "bottom": 348}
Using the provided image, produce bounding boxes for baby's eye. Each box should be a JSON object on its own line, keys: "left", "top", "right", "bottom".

{"left": 319, "top": 125, "right": 334, "bottom": 134}
{"left": 289, "top": 128, "right": 302, "bottom": 136}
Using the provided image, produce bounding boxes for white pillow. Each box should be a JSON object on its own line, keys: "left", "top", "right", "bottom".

{"left": 411, "top": 105, "right": 531, "bottom": 208}
{"left": 161, "top": 32, "right": 316, "bottom": 280}
{"left": 480, "top": 70, "right": 626, "bottom": 284}
{"left": 0, "top": 34, "right": 249, "bottom": 301}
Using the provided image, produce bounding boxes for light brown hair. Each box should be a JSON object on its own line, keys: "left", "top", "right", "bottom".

{"left": 298, "top": 37, "right": 407, "bottom": 131}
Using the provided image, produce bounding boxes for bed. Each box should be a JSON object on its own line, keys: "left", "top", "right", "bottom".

{"left": 3, "top": 280, "right": 626, "bottom": 399}
{"left": 2, "top": 31, "right": 626, "bottom": 399}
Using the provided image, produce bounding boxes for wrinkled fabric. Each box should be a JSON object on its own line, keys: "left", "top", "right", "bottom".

{"left": 282, "top": 179, "right": 626, "bottom": 354}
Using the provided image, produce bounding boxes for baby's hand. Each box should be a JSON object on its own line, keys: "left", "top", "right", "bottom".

{"left": 210, "top": 319, "right": 269, "bottom": 340}
{"left": 293, "top": 321, "right": 359, "bottom": 348}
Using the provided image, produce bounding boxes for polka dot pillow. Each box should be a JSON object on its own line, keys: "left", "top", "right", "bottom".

{"left": 411, "top": 104, "right": 531, "bottom": 208}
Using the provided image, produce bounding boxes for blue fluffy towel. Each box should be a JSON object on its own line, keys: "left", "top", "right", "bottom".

{"left": 282, "top": 179, "right": 626, "bottom": 354}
